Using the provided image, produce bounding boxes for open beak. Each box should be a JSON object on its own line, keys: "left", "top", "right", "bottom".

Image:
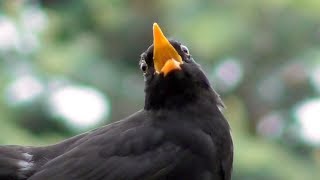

{"left": 153, "top": 23, "right": 183, "bottom": 76}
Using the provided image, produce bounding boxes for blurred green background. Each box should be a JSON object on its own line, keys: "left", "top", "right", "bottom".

{"left": 0, "top": 0, "right": 320, "bottom": 179}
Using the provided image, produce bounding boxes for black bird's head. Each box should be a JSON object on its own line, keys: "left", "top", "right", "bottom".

{"left": 140, "top": 23, "right": 223, "bottom": 110}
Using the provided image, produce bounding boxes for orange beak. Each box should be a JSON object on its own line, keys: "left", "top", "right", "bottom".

{"left": 153, "top": 23, "right": 183, "bottom": 76}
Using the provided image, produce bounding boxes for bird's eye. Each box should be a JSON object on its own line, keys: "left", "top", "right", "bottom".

{"left": 140, "top": 60, "right": 148, "bottom": 74}
{"left": 181, "top": 45, "right": 190, "bottom": 55}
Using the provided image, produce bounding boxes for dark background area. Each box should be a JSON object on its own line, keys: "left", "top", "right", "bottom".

{"left": 0, "top": 0, "right": 319, "bottom": 179}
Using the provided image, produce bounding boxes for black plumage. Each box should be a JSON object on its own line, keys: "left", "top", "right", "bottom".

{"left": 0, "top": 23, "right": 233, "bottom": 180}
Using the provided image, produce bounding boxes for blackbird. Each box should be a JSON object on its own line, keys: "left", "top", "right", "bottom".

{"left": 0, "top": 23, "right": 233, "bottom": 180}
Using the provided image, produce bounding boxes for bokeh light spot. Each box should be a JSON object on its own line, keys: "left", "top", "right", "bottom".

{"left": 211, "top": 58, "right": 243, "bottom": 93}
{"left": 295, "top": 99, "right": 320, "bottom": 146}
{"left": 49, "top": 86, "right": 110, "bottom": 129}
{"left": 6, "top": 75, "right": 44, "bottom": 105}
{"left": 0, "top": 16, "right": 19, "bottom": 51}
{"left": 257, "top": 111, "right": 284, "bottom": 139}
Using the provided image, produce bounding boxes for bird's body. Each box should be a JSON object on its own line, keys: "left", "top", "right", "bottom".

{"left": 0, "top": 23, "right": 233, "bottom": 180}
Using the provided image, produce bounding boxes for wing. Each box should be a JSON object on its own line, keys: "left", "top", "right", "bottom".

{"left": 28, "top": 112, "right": 188, "bottom": 180}
{"left": 29, "top": 143, "right": 186, "bottom": 180}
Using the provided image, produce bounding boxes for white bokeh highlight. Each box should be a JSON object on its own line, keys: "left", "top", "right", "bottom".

{"left": 6, "top": 75, "right": 44, "bottom": 105}
{"left": 0, "top": 16, "right": 19, "bottom": 51}
{"left": 49, "top": 86, "right": 110, "bottom": 129}
{"left": 295, "top": 99, "right": 320, "bottom": 146}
